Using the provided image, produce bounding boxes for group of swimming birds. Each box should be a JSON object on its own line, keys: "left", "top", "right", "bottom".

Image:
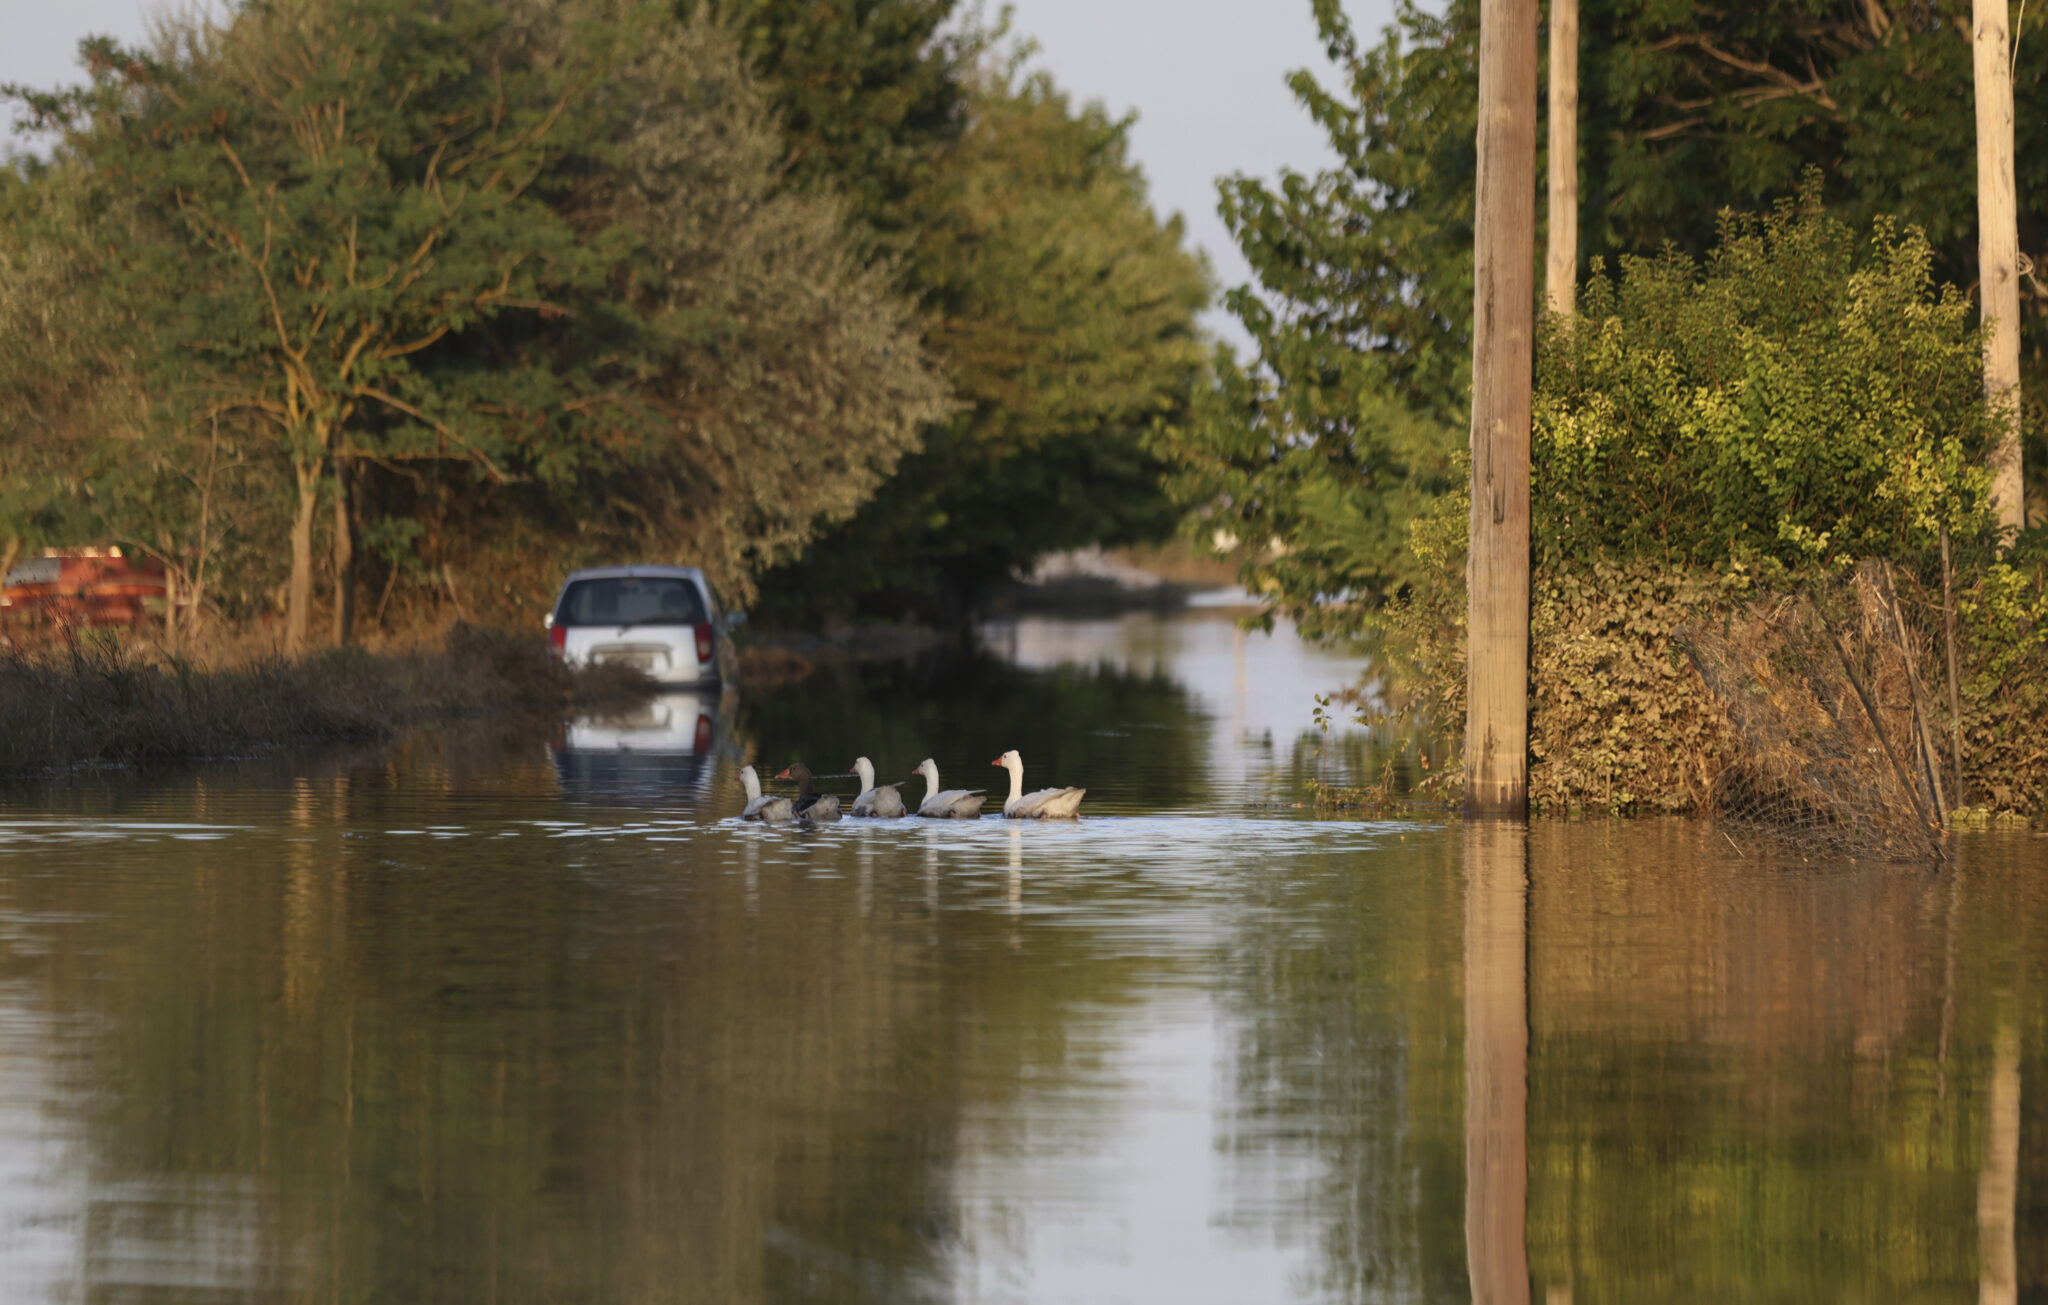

{"left": 736, "top": 750, "right": 1087, "bottom": 822}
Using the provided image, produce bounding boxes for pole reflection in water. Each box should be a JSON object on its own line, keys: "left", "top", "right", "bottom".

{"left": 1465, "top": 819, "right": 1531, "bottom": 1305}
{"left": 1980, "top": 1019, "right": 2019, "bottom": 1305}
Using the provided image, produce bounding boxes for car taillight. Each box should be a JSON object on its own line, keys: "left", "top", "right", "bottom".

{"left": 693, "top": 622, "right": 713, "bottom": 664}
{"left": 694, "top": 714, "right": 712, "bottom": 753}
{"left": 548, "top": 623, "right": 567, "bottom": 657}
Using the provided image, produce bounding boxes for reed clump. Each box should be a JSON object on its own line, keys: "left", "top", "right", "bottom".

{"left": 0, "top": 622, "right": 649, "bottom": 776}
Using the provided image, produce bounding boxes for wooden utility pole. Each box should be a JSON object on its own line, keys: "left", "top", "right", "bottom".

{"left": 1545, "top": 0, "right": 1578, "bottom": 316}
{"left": 1467, "top": 0, "right": 1538, "bottom": 815}
{"left": 1974, "top": 0, "right": 2025, "bottom": 532}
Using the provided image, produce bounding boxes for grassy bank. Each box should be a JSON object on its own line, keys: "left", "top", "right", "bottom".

{"left": 0, "top": 623, "right": 650, "bottom": 777}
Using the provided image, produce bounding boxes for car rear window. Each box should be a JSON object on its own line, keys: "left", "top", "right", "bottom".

{"left": 555, "top": 577, "right": 706, "bottom": 628}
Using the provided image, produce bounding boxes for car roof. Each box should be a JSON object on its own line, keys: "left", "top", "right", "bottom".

{"left": 557, "top": 565, "right": 709, "bottom": 585}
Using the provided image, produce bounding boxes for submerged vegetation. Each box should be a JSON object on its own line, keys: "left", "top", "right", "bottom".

{"left": 0, "top": 623, "right": 646, "bottom": 776}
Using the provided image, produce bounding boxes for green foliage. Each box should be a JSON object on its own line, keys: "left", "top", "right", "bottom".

{"left": 500, "top": 1, "right": 948, "bottom": 602}
{"left": 1150, "top": 0, "right": 1472, "bottom": 638}
{"left": 1377, "top": 196, "right": 2045, "bottom": 817}
{"left": 2, "top": 0, "right": 945, "bottom": 630}
{"left": 1536, "top": 184, "right": 2000, "bottom": 570}
{"left": 1577, "top": 0, "right": 2046, "bottom": 498}
{"left": 754, "top": 61, "right": 1211, "bottom": 622}
{"left": 1951, "top": 529, "right": 2048, "bottom": 814}
{"left": 21, "top": 0, "right": 598, "bottom": 475}
{"left": 708, "top": 0, "right": 970, "bottom": 244}
{"left": 1171, "top": 0, "right": 2047, "bottom": 649}
{"left": 1527, "top": 564, "right": 1743, "bottom": 813}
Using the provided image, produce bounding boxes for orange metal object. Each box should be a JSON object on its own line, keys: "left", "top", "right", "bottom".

{"left": 0, "top": 548, "right": 169, "bottom": 648}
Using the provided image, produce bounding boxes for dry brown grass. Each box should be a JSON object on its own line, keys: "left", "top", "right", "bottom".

{"left": 0, "top": 622, "right": 649, "bottom": 776}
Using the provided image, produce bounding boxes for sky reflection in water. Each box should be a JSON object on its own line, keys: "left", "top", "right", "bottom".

{"left": 0, "top": 609, "right": 2043, "bottom": 1304}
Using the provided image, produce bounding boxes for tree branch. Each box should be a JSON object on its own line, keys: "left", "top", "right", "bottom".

{"left": 353, "top": 386, "right": 513, "bottom": 483}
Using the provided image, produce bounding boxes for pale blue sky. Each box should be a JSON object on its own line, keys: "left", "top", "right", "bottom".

{"left": 1, "top": 0, "right": 1394, "bottom": 342}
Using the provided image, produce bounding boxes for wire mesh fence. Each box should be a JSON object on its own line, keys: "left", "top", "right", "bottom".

{"left": 1681, "top": 560, "right": 1950, "bottom": 862}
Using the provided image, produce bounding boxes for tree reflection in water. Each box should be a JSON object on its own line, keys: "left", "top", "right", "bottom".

{"left": 0, "top": 643, "right": 2040, "bottom": 1303}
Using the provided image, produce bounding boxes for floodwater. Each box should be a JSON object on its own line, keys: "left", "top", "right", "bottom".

{"left": 1, "top": 608, "right": 2044, "bottom": 1304}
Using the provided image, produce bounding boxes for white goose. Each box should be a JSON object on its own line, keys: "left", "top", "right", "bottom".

{"left": 993, "top": 749, "right": 1085, "bottom": 819}
{"left": 739, "top": 765, "right": 795, "bottom": 823}
{"left": 850, "top": 756, "right": 907, "bottom": 818}
{"left": 911, "top": 758, "right": 985, "bottom": 819}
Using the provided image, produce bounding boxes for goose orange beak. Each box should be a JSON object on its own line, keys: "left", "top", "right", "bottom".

{"left": 773, "top": 767, "right": 792, "bottom": 780}
{"left": 991, "top": 758, "right": 1003, "bottom": 767}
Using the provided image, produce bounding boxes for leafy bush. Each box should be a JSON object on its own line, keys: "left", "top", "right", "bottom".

{"left": 1948, "top": 529, "right": 2048, "bottom": 815}
{"left": 1377, "top": 190, "right": 2044, "bottom": 818}
{"left": 1534, "top": 180, "right": 2000, "bottom": 573}
{"left": 1381, "top": 547, "right": 1741, "bottom": 814}
{"left": 1526, "top": 566, "right": 1743, "bottom": 813}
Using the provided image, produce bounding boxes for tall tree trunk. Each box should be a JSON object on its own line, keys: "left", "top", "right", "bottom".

{"left": 331, "top": 453, "right": 355, "bottom": 647}
{"left": 163, "top": 566, "right": 180, "bottom": 654}
{"left": 1467, "top": 0, "right": 1538, "bottom": 816}
{"left": 1975, "top": 0, "right": 2024, "bottom": 533}
{"left": 286, "top": 458, "right": 320, "bottom": 656}
{"left": 1545, "top": 0, "right": 1578, "bottom": 316}
{"left": 1464, "top": 820, "right": 1530, "bottom": 1305}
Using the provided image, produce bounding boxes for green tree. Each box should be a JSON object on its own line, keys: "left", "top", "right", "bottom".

{"left": 380, "top": 0, "right": 948, "bottom": 616}
{"left": 1533, "top": 190, "right": 1999, "bottom": 570}
{"left": 706, "top": 0, "right": 970, "bottom": 245}
{"left": 1153, "top": 0, "right": 1473, "bottom": 640}
{"left": 716, "top": 4, "right": 1210, "bottom": 626}
{"left": 1154, "top": 0, "right": 2048, "bottom": 641}
{"left": 0, "top": 123, "right": 292, "bottom": 635}
{"left": 5, "top": 0, "right": 945, "bottom": 636}
{"left": 10, "top": 2, "right": 610, "bottom": 651}
{"left": 757, "top": 67, "right": 1211, "bottom": 623}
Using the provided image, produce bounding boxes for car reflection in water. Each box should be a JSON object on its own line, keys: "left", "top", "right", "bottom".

{"left": 550, "top": 690, "right": 728, "bottom": 802}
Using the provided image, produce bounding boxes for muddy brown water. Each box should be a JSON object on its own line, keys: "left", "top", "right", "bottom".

{"left": 1, "top": 610, "right": 2043, "bottom": 1303}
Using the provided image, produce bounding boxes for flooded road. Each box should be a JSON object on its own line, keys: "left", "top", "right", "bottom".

{"left": 1, "top": 610, "right": 2043, "bottom": 1303}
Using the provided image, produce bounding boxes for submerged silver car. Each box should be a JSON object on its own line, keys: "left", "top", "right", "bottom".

{"left": 544, "top": 565, "right": 738, "bottom": 685}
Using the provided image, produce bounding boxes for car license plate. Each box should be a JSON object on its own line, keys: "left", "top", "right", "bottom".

{"left": 602, "top": 652, "right": 654, "bottom": 672}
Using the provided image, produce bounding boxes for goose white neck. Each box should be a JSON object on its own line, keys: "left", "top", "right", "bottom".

{"left": 1003, "top": 758, "right": 1024, "bottom": 803}
{"left": 854, "top": 758, "right": 876, "bottom": 792}
{"left": 740, "top": 766, "right": 762, "bottom": 800}
{"left": 918, "top": 761, "right": 939, "bottom": 798}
